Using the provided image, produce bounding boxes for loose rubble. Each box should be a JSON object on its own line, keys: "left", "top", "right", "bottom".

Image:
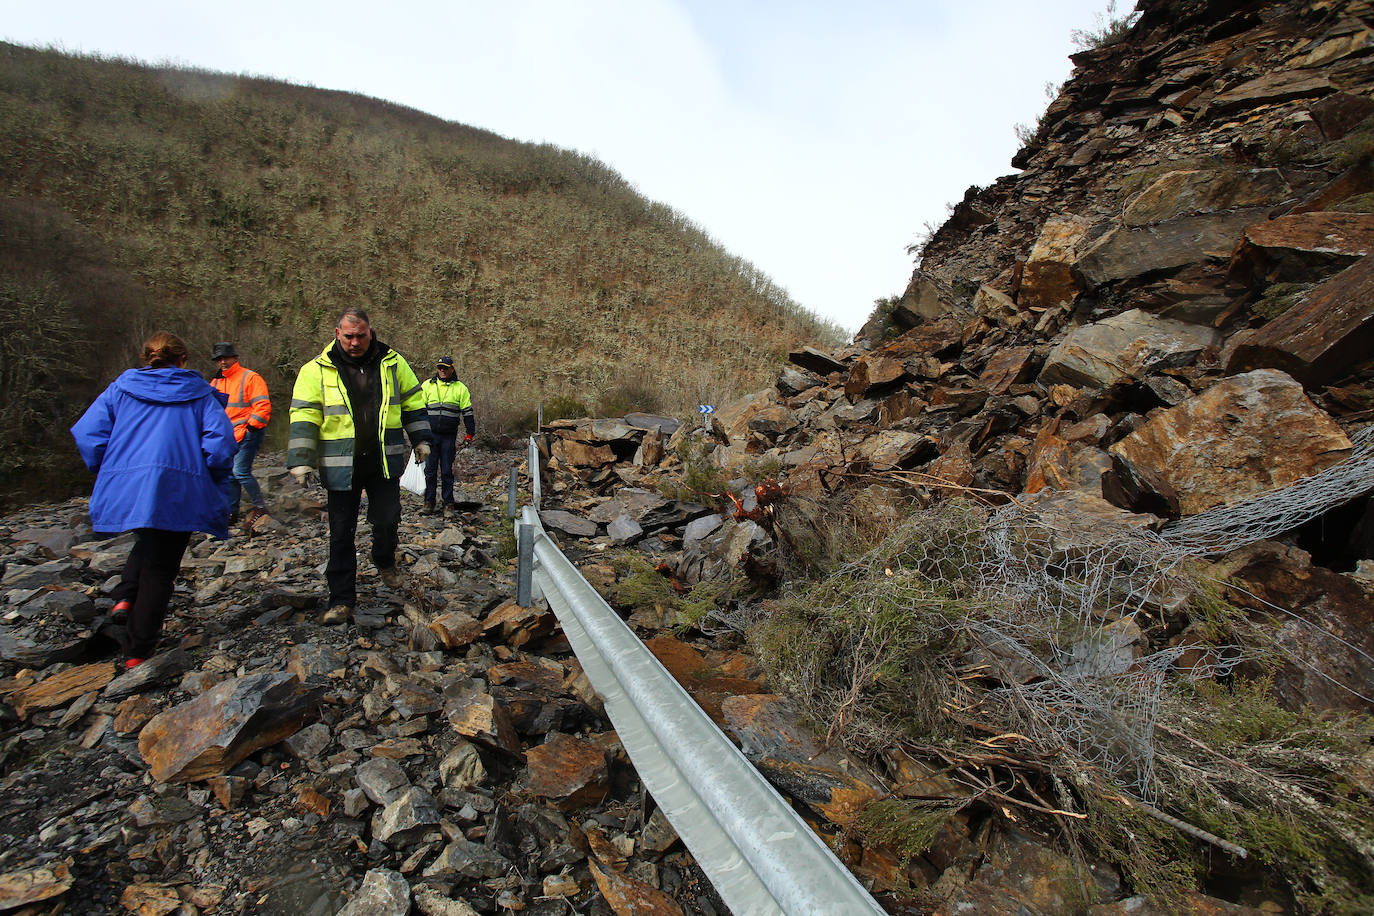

{"left": 5, "top": 0, "right": 1374, "bottom": 914}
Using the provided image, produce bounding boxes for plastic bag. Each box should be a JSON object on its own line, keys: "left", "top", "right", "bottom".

{"left": 400, "top": 453, "right": 426, "bottom": 496}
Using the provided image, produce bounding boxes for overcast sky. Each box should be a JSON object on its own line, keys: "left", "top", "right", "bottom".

{"left": 3, "top": 0, "right": 1116, "bottom": 331}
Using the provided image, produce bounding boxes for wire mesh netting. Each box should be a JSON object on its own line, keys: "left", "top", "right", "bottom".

{"left": 1160, "top": 424, "right": 1374, "bottom": 556}
{"left": 751, "top": 425, "right": 1374, "bottom": 804}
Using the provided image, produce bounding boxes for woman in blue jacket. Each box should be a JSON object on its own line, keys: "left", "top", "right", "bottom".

{"left": 71, "top": 331, "right": 237, "bottom": 668}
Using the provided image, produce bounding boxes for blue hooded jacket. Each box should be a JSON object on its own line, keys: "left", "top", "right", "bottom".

{"left": 71, "top": 367, "right": 238, "bottom": 539}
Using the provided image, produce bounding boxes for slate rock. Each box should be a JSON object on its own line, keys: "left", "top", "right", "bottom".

{"left": 1039, "top": 309, "right": 1219, "bottom": 389}
{"left": 776, "top": 366, "right": 823, "bottom": 396}
{"left": 789, "top": 346, "right": 847, "bottom": 375}
{"left": 1109, "top": 369, "right": 1352, "bottom": 515}
{"left": 11, "top": 662, "right": 114, "bottom": 718}
{"left": 1076, "top": 209, "right": 1266, "bottom": 286}
{"left": 524, "top": 732, "right": 609, "bottom": 811}
{"left": 372, "top": 786, "right": 441, "bottom": 846}
{"left": 606, "top": 514, "right": 644, "bottom": 545}
{"left": 588, "top": 488, "right": 667, "bottom": 524}
{"left": 932, "top": 828, "right": 1119, "bottom": 916}
{"left": 1226, "top": 252, "right": 1374, "bottom": 385}
{"left": 539, "top": 509, "right": 598, "bottom": 538}
{"left": 1122, "top": 168, "right": 1291, "bottom": 226}
{"left": 446, "top": 684, "right": 522, "bottom": 755}
{"left": 624, "top": 413, "right": 682, "bottom": 435}
{"left": 720, "top": 694, "right": 885, "bottom": 827}
{"left": 589, "top": 859, "right": 684, "bottom": 916}
{"left": 413, "top": 884, "right": 482, "bottom": 916}
{"left": 138, "top": 672, "right": 323, "bottom": 783}
{"left": 427, "top": 611, "right": 483, "bottom": 650}
{"left": 1019, "top": 215, "right": 1089, "bottom": 311}
{"left": 0, "top": 861, "right": 74, "bottom": 910}
{"left": 979, "top": 346, "right": 1037, "bottom": 395}
{"left": 11, "top": 527, "right": 78, "bottom": 558}
{"left": 283, "top": 721, "right": 332, "bottom": 760}
{"left": 357, "top": 757, "right": 411, "bottom": 805}
{"left": 1232, "top": 211, "right": 1374, "bottom": 284}
{"left": 287, "top": 643, "right": 348, "bottom": 682}
{"left": 0, "top": 559, "right": 82, "bottom": 589}
{"left": 682, "top": 513, "right": 723, "bottom": 545}
{"left": 1207, "top": 70, "right": 1333, "bottom": 114}
{"left": 22, "top": 588, "right": 95, "bottom": 623}
{"left": 482, "top": 599, "right": 555, "bottom": 648}
{"left": 439, "top": 740, "right": 487, "bottom": 791}
{"left": 552, "top": 440, "right": 616, "bottom": 469}
{"left": 104, "top": 649, "right": 192, "bottom": 699}
{"left": 336, "top": 868, "right": 410, "bottom": 916}
{"left": 422, "top": 837, "right": 512, "bottom": 880}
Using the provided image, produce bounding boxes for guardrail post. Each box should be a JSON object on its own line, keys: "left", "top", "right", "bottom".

{"left": 528, "top": 436, "right": 542, "bottom": 510}
{"left": 506, "top": 466, "right": 518, "bottom": 519}
{"left": 516, "top": 521, "right": 534, "bottom": 607}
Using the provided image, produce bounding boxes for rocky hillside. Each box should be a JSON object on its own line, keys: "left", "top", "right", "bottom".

{"left": 520, "top": 0, "right": 1374, "bottom": 911}
{"left": 4, "top": 1, "right": 1374, "bottom": 914}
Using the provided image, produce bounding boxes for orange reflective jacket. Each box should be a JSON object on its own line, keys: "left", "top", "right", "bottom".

{"left": 211, "top": 361, "right": 271, "bottom": 442}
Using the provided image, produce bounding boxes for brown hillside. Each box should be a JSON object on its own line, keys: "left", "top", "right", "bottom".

{"left": 0, "top": 42, "right": 842, "bottom": 505}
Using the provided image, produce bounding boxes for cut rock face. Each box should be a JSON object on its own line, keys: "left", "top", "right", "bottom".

{"left": 1109, "top": 369, "right": 1352, "bottom": 516}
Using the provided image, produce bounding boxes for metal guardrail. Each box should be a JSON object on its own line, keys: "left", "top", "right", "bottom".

{"left": 516, "top": 439, "right": 885, "bottom": 916}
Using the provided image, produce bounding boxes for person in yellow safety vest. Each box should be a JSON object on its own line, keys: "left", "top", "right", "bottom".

{"left": 419, "top": 356, "right": 476, "bottom": 517}
{"left": 210, "top": 341, "right": 272, "bottom": 525}
{"left": 286, "top": 307, "right": 432, "bottom": 625}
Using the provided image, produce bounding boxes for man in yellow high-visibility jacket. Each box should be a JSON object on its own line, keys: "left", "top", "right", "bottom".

{"left": 287, "top": 307, "right": 432, "bottom": 624}
{"left": 420, "top": 356, "right": 475, "bottom": 517}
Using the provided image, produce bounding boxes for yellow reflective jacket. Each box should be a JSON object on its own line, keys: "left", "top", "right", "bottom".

{"left": 420, "top": 376, "right": 475, "bottom": 436}
{"left": 287, "top": 343, "right": 431, "bottom": 490}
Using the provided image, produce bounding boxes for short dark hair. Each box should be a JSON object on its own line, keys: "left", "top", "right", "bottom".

{"left": 337, "top": 307, "right": 371, "bottom": 328}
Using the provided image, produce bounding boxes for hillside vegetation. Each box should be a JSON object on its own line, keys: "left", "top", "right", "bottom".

{"left": 0, "top": 42, "right": 842, "bottom": 505}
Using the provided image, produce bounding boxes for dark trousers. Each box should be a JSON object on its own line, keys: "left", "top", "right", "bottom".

{"left": 112, "top": 528, "right": 192, "bottom": 658}
{"left": 325, "top": 470, "right": 401, "bottom": 608}
{"left": 423, "top": 431, "right": 458, "bottom": 506}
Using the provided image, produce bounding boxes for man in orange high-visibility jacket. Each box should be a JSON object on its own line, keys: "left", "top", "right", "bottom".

{"left": 210, "top": 341, "right": 272, "bottom": 523}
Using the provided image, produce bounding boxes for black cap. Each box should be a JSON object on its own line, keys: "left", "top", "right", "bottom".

{"left": 211, "top": 342, "right": 238, "bottom": 359}
{"left": 437, "top": 356, "right": 454, "bottom": 368}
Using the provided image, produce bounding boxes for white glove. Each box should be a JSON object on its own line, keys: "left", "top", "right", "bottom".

{"left": 289, "top": 466, "right": 313, "bottom": 486}
{"left": 414, "top": 443, "right": 431, "bottom": 463}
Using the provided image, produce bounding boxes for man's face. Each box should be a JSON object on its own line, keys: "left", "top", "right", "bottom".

{"left": 336, "top": 317, "right": 372, "bottom": 358}
{"left": 437, "top": 364, "right": 454, "bottom": 378}
{"left": 215, "top": 356, "right": 238, "bottom": 372}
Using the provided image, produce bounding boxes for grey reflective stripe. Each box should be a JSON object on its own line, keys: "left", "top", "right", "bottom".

{"left": 461, "top": 407, "right": 474, "bottom": 415}
{"left": 401, "top": 383, "right": 423, "bottom": 400}
{"left": 322, "top": 405, "right": 350, "bottom": 416}
{"left": 287, "top": 437, "right": 316, "bottom": 452}
{"left": 248, "top": 395, "right": 269, "bottom": 404}
{"left": 404, "top": 420, "right": 429, "bottom": 434}
{"left": 320, "top": 438, "right": 354, "bottom": 457}
{"left": 320, "top": 455, "right": 353, "bottom": 467}
{"left": 429, "top": 405, "right": 463, "bottom": 416}
{"left": 384, "top": 443, "right": 407, "bottom": 456}
{"left": 292, "top": 398, "right": 323, "bottom": 410}
{"left": 249, "top": 413, "right": 269, "bottom": 425}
